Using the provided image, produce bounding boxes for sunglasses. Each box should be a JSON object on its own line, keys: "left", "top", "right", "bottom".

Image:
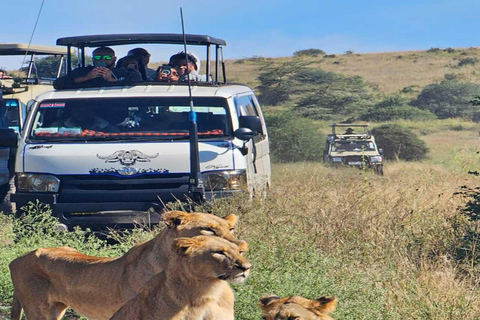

{"left": 93, "top": 55, "right": 113, "bottom": 60}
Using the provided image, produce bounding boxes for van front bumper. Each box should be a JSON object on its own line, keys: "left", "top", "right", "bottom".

{"left": 11, "top": 189, "right": 244, "bottom": 230}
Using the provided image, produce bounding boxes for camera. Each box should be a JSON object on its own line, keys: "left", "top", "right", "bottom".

{"left": 160, "top": 64, "right": 171, "bottom": 76}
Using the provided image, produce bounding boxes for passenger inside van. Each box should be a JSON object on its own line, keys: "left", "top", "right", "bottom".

{"left": 52, "top": 108, "right": 119, "bottom": 133}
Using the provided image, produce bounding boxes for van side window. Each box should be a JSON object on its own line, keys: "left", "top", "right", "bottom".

{"left": 234, "top": 95, "right": 258, "bottom": 117}
{"left": 234, "top": 94, "right": 265, "bottom": 142}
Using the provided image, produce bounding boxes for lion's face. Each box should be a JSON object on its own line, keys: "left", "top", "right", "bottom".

{"left": 163, "top": 211, "right": 246, "bottom": 249}
{"left": 259, "top": 295, "right": 337, "bottom": 320}
{"left": 174, "top": 235, "right": 251, "bottom": 283}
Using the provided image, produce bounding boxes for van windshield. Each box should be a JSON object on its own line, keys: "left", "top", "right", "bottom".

{"left": 333, "top": 140, "right": 376, "bottom": 152}
{"left": 29, "top": 97, "right": 231, "bottom": 141}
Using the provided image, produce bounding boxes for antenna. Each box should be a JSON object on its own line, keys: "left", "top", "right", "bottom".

{"left": 17, "top": 0, "right": 46, "bottom": 78}
{"left": 180, "top": 7, "right": 204, "bottom": 205}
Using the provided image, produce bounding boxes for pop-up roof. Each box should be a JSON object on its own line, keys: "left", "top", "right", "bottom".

{"left": 56, "top": 33, "right": 227, "bottom": 83}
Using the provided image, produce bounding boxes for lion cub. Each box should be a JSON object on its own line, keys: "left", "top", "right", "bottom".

{"left": 259, "top": 295, "right": 337, "bottom": 320}
{"left": 109, "top": 235, "right": 251, "bottom": 320}
{"left": 9, "top": 211, "right": 243, "bottom": 320}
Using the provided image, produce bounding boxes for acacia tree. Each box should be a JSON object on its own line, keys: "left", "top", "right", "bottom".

{"left": 293, "top": 69, "right": 373, "bottom": 120}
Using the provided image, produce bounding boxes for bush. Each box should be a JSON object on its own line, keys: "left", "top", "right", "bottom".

{"left": 360, "top": 95, "right": 436, "bottom": 121}
{"left": 372, "top": 124, "right": 429, "bottom": 161}
{"left": 264, "top": 112, "right": 324, "bottom": 162}
{"left": 410, "top": 81, "right": 480, "bottom": 119}
{"left": 458, "top": 57, "right": 478, "bottom": 67}
{"left": 293, "top": 48, "right": 326, "bottom": 57}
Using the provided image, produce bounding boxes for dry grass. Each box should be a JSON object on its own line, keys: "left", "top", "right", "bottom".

{"left": 190, "top": 47, "right": 480, "bottom": 95}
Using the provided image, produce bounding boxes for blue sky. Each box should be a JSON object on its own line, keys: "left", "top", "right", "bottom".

{"left": 2, "top": 0, "right": 480, "bottom": 70}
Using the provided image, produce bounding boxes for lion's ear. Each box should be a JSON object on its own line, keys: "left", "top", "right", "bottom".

{"left": 223, "top": 214, "right": 238, "bottom": 227}
{"left": 174, "top": 237, "right": 200, "bottom": 255}
{"left": 312, "top": 296, "right": 337, "bottom": 314}
{"left": 163, "top": 211, "right": 190, "bottom": 229}
{"left": 258, "top": 295, "right": 280, "bottom": 309}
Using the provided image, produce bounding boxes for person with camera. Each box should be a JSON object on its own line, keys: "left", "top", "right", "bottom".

{"left": 53, "top": 47, "right": 119, "bottom": 89}
{"left": 127, "top": 48, "right": 156, "bottom": 81}
{"left": 155, "top": 64, "right": 179, "bottom": 82}
{"left": 168, "top": 51, "right": 207, "bottom": 82}
{"left": 0, "top": 69, "right": 12, "bottom": 79}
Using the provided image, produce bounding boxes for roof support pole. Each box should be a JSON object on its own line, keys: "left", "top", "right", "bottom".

{"left": 66, "top": 45, "right": 72, "bottom": 74}
{"left": 206, "top": 44, "right": 210, "bottom": 82}
{"left": 215, "top": 45, "right": 219, "bottom": 83}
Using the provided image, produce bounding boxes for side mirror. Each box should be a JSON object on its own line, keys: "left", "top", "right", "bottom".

{"left": 379, "top": 148, "right": 384, "bottom": 155}
{"left": 234, "top": 128, "right": 255, "bottom": 141}
{"left": 0, "top": 129, "right": 18, "bottom": 148}
{"left": 238, "top": 115, "right": 262, "bottom": 133}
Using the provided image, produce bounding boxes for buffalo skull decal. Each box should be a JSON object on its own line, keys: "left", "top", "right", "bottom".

{"left": 96, "top": 150, "right": 159, "bottom": 166}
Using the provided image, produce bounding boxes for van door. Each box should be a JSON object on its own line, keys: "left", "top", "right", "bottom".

{"left": 234, "top": 94, "right": 271, "bottom": 195}
{"left": 0, "top": 98, "right": 23, "bottom": 200}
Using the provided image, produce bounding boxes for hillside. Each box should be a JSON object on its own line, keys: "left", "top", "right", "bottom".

{"left": 192, "top": 47, "right": 480, "bottom": 95}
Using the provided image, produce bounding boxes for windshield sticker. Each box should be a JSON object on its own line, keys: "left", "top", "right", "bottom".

{"left": 39, "top": 102, "right": 66, "bottom": 108}
{"left": 59, "top": 127, "right": 82, "bottom": 135}
{"left": 34, "top": 127, "right": 59, "bottom": 134}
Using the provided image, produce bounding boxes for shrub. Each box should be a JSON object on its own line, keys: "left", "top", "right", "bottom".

{"left": 293, "top": 48, "right": 326, "bottom": 57}
{"left": 264, "top": 112, "right": 324, "bottom": 162}
{"left": 410, "top": 81, "right": 480, "bottom": 119}
{"left": 345, "top": 50, "right": 354, "bottom": 55}
{"left": 360, "top": 95, "right": 436, "bottom": 121}
{"left": 427, "top": 47, "right": 441, "bottom": 53}
{"left": 458, "top": 57, "right": 478, "bottom": 67}
{"left": 372, "top": 123, "right": 429, "bottom": 161}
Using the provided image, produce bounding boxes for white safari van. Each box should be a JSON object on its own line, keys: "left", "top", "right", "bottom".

{"left": 0, "top": 34, "right": 271, "bottom": 230}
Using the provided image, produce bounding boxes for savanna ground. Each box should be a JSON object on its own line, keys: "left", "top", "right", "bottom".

{"left": 0, "top": 119, "right": 478, "bottom": 320}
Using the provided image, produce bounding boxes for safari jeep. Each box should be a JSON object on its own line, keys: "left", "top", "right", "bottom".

{"left": 323, "top": 124, "right": 383, "bottom": 175}
{"left": 0, "top": 44, "right": 68, "bottom": 201}
{"left": 0, "top": 34, "right": 271, "bottom": 230}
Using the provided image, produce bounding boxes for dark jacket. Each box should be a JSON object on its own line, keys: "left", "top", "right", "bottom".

{"left": 53, "top": 66, "right": 142, "bottom": 90}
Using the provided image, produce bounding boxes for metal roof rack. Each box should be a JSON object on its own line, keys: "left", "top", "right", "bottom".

{"left": 56, "top": 33, "right": 227, "bottom": 83}
{"left": 56, "top": 33, "right": 226, "bottom": 47}
{"left": 0, "top": 43, "right": 68, "bottom": 56}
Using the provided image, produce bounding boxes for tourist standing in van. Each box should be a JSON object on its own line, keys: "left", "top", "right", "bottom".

{"left": 53, "top": 47, "right": 118, "bottom": 89}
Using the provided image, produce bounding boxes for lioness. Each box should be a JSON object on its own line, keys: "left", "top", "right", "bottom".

{"left": 109, "top": 235, "right": 251, "bottom": 320}
{"left": 258, "top": 295, "right": 337, "bottom": 320}
{"left": 10, "top": 211, "right": 243, "bottom": 320}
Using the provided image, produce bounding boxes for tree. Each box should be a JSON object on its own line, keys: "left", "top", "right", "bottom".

{"left": 293, "top": 70, "right": 373, "bottom": 120}
{"left": 256, "top": 60, "right": 310, "bottom": 105}
{"left": 410, "top": 81, "right": 480, "bottom": 119}
{"left": 21, "top": 55, "right": 90, "bottom": 78}
{"left": 264, "top": 112, "right": 324, "bottom": 162}
{"left": 372, "top": 124, "right": 428, "bottom": 161}
{"left": 293, "top": 49, "right": 326, "bottom": 57}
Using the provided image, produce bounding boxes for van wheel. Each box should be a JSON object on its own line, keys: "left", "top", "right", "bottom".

{"left": 374, "top": 166, "right": 384, "bottom": 175}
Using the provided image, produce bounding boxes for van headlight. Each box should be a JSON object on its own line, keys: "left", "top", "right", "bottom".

{"left": 203, "top": 170, "right": 247, "bottom": 191}
{"left": 332, "top": 157, "right": 343, "bottom": 163}
{"left": 370, "top": 156, "right": 383, "bottom": 163}
{"left": 16, "top": 173, "right": 60, "bottom": 192}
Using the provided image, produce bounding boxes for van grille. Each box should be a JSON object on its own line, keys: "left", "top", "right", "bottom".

{"left": 57, "top": 173, "right": 190, "bottom": 203}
